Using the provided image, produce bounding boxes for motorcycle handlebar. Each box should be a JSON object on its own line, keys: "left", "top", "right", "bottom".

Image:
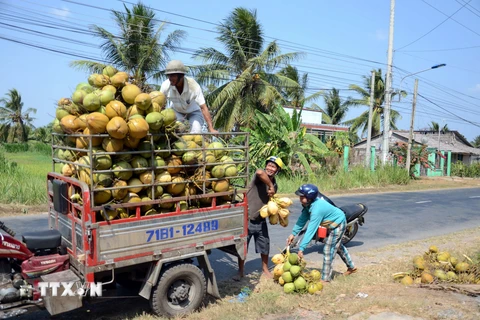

{"left": 0, "top": 221, "right": 16, "bottom": 237}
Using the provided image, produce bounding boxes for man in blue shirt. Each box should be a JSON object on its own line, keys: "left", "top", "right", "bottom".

{"left": 286, "top": 184, "right": 357, "bottom": 283}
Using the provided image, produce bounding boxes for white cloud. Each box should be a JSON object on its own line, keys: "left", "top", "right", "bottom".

{"left": 51, "top": 7, "right": 71, "bottom": 20}
{"left": 472, "top": 84, "right": 480, "bottom": 92}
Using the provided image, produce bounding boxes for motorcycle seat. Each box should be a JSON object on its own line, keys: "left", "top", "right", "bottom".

{"left": 22, "top": 229, "right": 61, "bottom": 250}
{"left": 339, "top": 204, "right": 366, "bottom": 221}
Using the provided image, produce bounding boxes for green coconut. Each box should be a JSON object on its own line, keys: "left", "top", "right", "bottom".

{"left": 93, "top": 172, "right": 113, "bottom": 187}
{"left": 130, "top": 156, "right": 148, "bottom": 174}
{"left": 207, "top": 141, "right": 227, "bottom": 159}
{"left": 172, "top": 140, "right": 187, "bottom": 156}
{"left": 75, "top": 82, "right": 93, "bottom": 93}
{"left": 182, "top": 151, "right": 197, "bottom": 165}
{"left": 102, "top": 66, "right": 117, "bottom": 77}
{"left": 282, "top": 271, "right": 293, "bottom": 283}
{"left": 223, "top": 164, "right": 238, "bottom": 177}
{"left": 159, "top": 193, "right": 174, "bottom": 209}
{"left": 148, "top": 156, "right": 166, "bottom": 174}
{"left": 446, "top": 271, "right": 458, "bottom": 281}
{"left": 161, "top": 108, "right": 176, "bottom": 127}
{"left": 83, "top": 92, "right": 101, "bottom": 112}
{"left": 288, "top": 253, "right": 299, "bottom": 265}
{"left": 310, "top": 269, "right": 321, "bottom": 281}
{"left": 211, "top": 165, "right": 225, "bottom": 178}
{"left": 283, "top": 260, "right": 292, "bottom": 272}
{"left": 434, "top": 269, "right": 447, "bottom": 281}
{"left": 145, "top": 112, "right": 164, "bottom": 130}
{"left": 293, "top": 276, "right": 307, "bottom": 291}
{"left": 283, "top": 282, "right": 295, "bottom": 294}
{"left": 93, "top": 153, "right": 112, "bottom": 170}
{"left": 289, "top": 265, "right": 301, "bottom": 278}
{"left": 137, "top": 141, "right": 153, "bottom": 158}
{"left": 72, "top": 89, "right": 87, "bottom": 105}
{"left": 112, "top": 161, "right": 133, "bottom": 180}
{"left": 99, "top": 90, "right": 115, "bottom": 106}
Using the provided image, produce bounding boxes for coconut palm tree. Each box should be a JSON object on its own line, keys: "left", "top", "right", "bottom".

{"left": 192, "top": 7, "right": 302, "bottom": 131}
{"left": 429, "top": 121, "right": 449, "bottom": 133}
{"left": 319, "top": 88, "right": 350, "bottom": 125}
{"left": 0, "top": 89, "right": 37, "bottom": 143}
{"left": 343, "top": 69, "right": 406, "bottom": 138}
{"left": 279, "top": 65, "right": 323, "bottom": 109}
{"left": 70, "top": 2, "right": 186, "bottom": 88}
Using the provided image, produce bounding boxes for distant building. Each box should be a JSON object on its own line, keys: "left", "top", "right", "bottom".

{"left": 354, "top": 130, "right": 480, "bottom": 165}
{"left": 283, "top": 106, "right": 349, "bottom": 142}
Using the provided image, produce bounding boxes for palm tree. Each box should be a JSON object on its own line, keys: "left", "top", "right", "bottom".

{"left": 279, "top": 65, "right": 323, "bottom": 109}
{"left": 192, "top": 7, "right": 302, "bottom": 131}
{"left": 70, "top": 2, "right": 186, "bottom": 88}
{"left": 319, "top": 88, "right": 350, "bottom": 125}
{"left": 472, "top": 135, "right": 480, "bottom": 148}
{"left": 0, "top": 89, "right": 37, "bottom": 143}
{"left": 344, "top": 69, "right": 406, "bottom": 138}
{"left": 429, "top": 121, "right": 449, "bottom": 133}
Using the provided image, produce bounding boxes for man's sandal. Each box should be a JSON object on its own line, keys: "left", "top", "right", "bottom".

{"left": 344, "top": 267, "right": 358, "bottom": 276}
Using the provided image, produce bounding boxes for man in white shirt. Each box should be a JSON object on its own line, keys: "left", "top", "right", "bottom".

{"left": 160, "top": 60, "right": 218, "bottom": 133}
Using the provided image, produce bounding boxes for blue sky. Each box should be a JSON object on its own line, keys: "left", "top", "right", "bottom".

{"left": 1, "top": 0, "right": 479, "bottom": 141}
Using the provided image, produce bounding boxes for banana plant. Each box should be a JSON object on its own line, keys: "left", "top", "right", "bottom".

{"left": 244, "top": 105, "right": 332, "bottom": 174}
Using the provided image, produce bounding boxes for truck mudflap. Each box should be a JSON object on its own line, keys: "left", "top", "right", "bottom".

{"left": 139, "top": 251, "right": 219, "bottom": 300}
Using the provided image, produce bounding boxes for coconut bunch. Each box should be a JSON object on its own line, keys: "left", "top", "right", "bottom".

{"left": 271, "top": 248, "right": 324, "bottom": 294}
{"left": 53, "top": 65, "right": 174, "bottom": 148}
{"left": 58, "top": 132, "right": 246, "bottom": 221}
{"left": 53, "top": 66, "right": 248, "bottom": 220}
{"left": 392, "top": 245, "right": 480, "bottom": 286}
{"left": 259, "top": 196, "right": 293, "bottom": 227}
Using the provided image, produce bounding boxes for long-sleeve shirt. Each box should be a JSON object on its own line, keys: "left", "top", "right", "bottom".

{"left": 291, "top": 197, "right": 346, "bottom": 251}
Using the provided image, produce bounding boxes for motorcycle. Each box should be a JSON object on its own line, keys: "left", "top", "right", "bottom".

{"left": 290, "top": 202, "right": 368, "bottom": 249}
{"left": 0, "top": 221, "right": 68, "bottom": 313}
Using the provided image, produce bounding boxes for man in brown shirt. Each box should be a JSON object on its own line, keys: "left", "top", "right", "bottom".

{"left": 235, "top": 156, "right": 284, "bottom": 280}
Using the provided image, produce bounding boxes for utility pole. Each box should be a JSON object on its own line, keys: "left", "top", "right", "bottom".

{"left": 405, "top": 79, "right": 418, "bottom": 174}
{"left": 365, "top": 71, "right": 376, "bottom": 168}
{"left": 382, "top": 0, "right": 396, "bottom": 165}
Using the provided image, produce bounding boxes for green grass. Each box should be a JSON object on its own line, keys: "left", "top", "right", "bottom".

{"left": 276, "top": 165, "right": 411, "bottom": 194}
{"left": 0, "top": 151, "right": 52, "bottom": 205}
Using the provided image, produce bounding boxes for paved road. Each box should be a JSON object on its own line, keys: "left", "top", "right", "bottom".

{"left": 1, "top": 187, "right": 479, "bottom": 319}
{"left": 2, "top": 187, "right": 479, "bottom": 281}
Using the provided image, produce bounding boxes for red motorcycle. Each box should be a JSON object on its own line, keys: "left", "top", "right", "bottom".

{"left": 0, "top": 221, "right": 68, "bottom": 312}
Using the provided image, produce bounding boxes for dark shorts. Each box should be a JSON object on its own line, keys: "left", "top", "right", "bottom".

{"left": 247, "top": 219, "right": 270, "bottom": 255}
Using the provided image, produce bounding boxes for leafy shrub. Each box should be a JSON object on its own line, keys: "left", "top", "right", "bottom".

{"left": 451, "top": 162, "right": 480, "bottom": 177}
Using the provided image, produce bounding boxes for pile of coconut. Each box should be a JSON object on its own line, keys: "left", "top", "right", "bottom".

{"left": 53, "top": 66, "right": 247, "bottom": 220}
{"left": 393, "top": 245, "right": 480, "bottom": 285}
{"left": 271, "top": 248, "right": 324, "bottom": 294}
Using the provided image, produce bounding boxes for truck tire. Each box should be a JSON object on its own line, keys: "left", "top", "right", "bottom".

{"left": 150, "top": 263, "right": 206, "bottom": 317}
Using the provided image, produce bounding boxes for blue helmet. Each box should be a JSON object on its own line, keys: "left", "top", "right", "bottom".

{"left": 295, "top": 184, "right": 319, "bottom": 201}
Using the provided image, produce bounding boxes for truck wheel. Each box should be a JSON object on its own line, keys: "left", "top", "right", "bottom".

{"left": 150, "top": 263, "right": 206, "bottom": 317}
{"left": 342, "top": 222, "right": 358, "bottom": 245}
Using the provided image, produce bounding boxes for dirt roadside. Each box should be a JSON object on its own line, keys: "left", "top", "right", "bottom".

{"left": 2, "top": 176, "right": 479, "bottom": 216}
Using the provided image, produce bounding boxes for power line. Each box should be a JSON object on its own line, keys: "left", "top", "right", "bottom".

{"left": 396, "top": 0, "right": 472, "bottom": 51}
{"left": 399, "top": 44, "right": 480, "bottom": 52}
{"left": 417, "top": 93, "right": 480, "bottom": 128}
